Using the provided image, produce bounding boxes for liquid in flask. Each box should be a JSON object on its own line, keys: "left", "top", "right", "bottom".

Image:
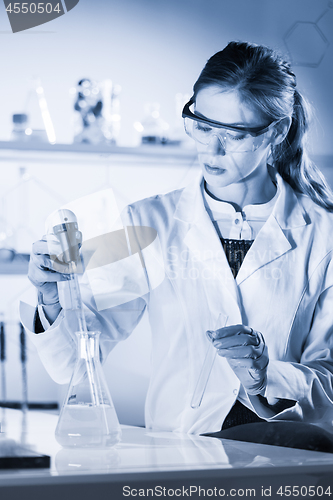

{"left": 55, "top": 331, "right": 121, "bottom": 448}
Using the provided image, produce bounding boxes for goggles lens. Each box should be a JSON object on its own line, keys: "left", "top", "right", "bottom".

{"left": 183, "top": 102, "right": 273, "bottom": 153}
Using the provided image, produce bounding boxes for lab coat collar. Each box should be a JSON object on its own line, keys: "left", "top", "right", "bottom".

{"left": 174, "top": 173, "right": 242, "bottom": 320}
{"left": 174, "top": 167, "right": 309, "bottom": 288}
{"left": 235, "top": 170, "right": 308, "bottom": 285}
{"left": 174, "top": 171, "right": 207, "bottom": 225}
{"left": 174, "top": 167, "right": 308, "bottom": 230}
{"left": 174, "top": 172, "right": 227, "bottom": 262}
{"left": 270, "top": 169, "right": 308, "bottom": 229}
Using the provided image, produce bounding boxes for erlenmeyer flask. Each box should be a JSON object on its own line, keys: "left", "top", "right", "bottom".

{"left": 55, "top": 331, "right": 121, "bottom": 448}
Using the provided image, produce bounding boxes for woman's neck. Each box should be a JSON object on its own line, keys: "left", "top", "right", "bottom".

{"left": 205, "top": 170, "right": 277, "bottom": 212}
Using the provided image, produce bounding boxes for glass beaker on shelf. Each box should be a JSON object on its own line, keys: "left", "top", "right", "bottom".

{"left": 134, "top": 102, "right": 169, "bottom": 145}
{"left": 55, "top": 331, "right": 121, "bottom": 448}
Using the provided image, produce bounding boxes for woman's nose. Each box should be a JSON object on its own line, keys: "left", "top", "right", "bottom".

{"left": 206, "top": 134, "right": 226, "bottom": 155}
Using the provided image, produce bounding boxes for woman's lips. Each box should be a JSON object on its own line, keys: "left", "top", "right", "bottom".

{"left": 204, "top": 163, "right": 226, "bottom": 175}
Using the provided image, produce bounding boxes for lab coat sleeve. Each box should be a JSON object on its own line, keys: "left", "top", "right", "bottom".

{"left": 250, "top": 282, "right": 333, "bottom": 424}
{"left": 21, "top": 280, "right": 147, "bottom": 385}
{"left": 20, "top": 202, "right": 151, "bottom": 384}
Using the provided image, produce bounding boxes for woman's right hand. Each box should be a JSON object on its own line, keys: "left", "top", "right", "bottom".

{"left": 28, "top": 234, "right": 70, "bottom": 307}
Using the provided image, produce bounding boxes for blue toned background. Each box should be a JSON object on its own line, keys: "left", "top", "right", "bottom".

{"left": 0, "top": 0, "right": 332, "bottom": 426}
{"left": 0, "top": 0, "right": 332, "bottom": 152}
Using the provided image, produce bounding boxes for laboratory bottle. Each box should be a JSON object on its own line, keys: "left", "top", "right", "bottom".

{"left": 10, "top": 114, "right": 30, "bottom": 142}
{"left": 138, "top": 103, "right": 169, "bottom": 145}
{"left": 55, "top": 331, "right": 121, "bottom": 448}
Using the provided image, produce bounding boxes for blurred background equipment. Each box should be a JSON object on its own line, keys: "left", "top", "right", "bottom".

{"left": 23, "top": 79, "right": 56, "bottom": 144}
{"left": 100, "top": 80, "right": 122, "bottom": 145}
{"left": 10, "top": 114, "right": 30, "bottom": 143}
{"left": 72, "top": 78, "right": 122, "bottom": 145}
{"left": 73, "top": 78, "right": 104, "bottom": 145}
{"left": 134, "top": 102, "right": 169, "bottom": 145}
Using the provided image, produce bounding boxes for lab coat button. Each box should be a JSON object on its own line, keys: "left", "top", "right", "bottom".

{"left": 233, "top": 389, "right": 238, "bottom": 395}
{"left": 234, "top": 219, "right": 240, "bottom": 224}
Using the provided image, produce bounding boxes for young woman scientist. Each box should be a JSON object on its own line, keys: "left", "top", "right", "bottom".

{"left": 25, "top": 41, "right": 333, "bottom": 437}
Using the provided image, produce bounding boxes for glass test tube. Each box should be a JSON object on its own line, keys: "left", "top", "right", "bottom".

{"left": 191, "top": 313, "right": 228, "bottom": 409}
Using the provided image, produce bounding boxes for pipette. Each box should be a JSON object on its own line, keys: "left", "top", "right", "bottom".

{"left": 51, "top": 210, "right": 98, "bottom": 406}
{"left": 191, "top": 313, "right": 228, "bottom": 409}
{"left": 51, "top": 209, "right": 87, "bottom": 333}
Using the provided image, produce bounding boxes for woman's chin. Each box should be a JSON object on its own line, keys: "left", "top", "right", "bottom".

{"left": 202, "top": 168, "right": 234, "bottom": 190}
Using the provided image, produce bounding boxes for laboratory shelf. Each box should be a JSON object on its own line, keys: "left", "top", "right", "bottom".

{"left": 0, "top": 140, "right": 197, "bottom": 165}
{"left": 0, "top": 141, "right": 331, "bottom": 171}
{"left": 0, "top": 252, "right": 29, "bottom": 275}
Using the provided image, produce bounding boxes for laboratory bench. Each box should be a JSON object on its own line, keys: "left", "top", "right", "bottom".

{"left": 0, "top": 409, "right": 333, "bottom": 500}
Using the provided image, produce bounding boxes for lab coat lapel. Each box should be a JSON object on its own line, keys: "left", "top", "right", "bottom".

{"left": 235, "top": 216, "right": 291, "bottom": 285}
{"left": 236, "top": 174, "right": 308, "bottom": 286}
{"left": 175, "top": 175, "right": 242, "bottom": 324}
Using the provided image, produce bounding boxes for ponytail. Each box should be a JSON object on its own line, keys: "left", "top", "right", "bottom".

{"left": 272, "top": 91, "right": 333, "bottom": 211}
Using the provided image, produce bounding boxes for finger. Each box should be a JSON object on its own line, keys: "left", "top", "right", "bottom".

{"left": 28, "top": 265, "right": 69, "bottom": 286}
{"left": 32, "top": 235, "right": 61, "bottom": 256}
{"left": 208, "top": 324, "right": 253, "bottom": 340}
{"left": 48, "top": 257, "right": 73, "bottom": 274}
{"left": 32, "top": 236, "right": 71, "bottom": 271}
{"left": 45, "top": 234, "right": 66, "bottom": 260}
{"left": 30, "top": 251, "right": 55, "bottom": 271}
{"left": 28, "top": 257, "right": 70, "bottom": 285}
{"left": 36, "top": 281, "right": 59, "bottom": 299}
{"left": 30, "top": 252, "right": 70, "bottom": 275}
{"left": 216, "top": 345, "right": 258, "bottom": 359}
{"left": 32, "top": 239, "right": 52, "bottom": 257}
{"left": 225, "top": 356, "right": 268, "bottom": 372}
{"left": 213, "top": 333, "right": 259, "bottom": 349}
{"left": 31, "top": 248, "right": 74, "bottom": 274}
{"left": 227, "top": 357, "right": 256, "bottom": 369}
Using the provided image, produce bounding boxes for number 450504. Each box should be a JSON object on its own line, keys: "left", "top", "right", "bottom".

{"left": 6, "top": 3, "right": 61, "bottom": 14}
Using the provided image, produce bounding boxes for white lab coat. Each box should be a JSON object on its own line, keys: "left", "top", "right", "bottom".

{"left": 22, "top": 168, "right": 333, "bottom": 434}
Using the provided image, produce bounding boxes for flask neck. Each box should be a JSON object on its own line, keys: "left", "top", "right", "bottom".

{"left": 77, "top": 331, "right": 100, "bottom": 360}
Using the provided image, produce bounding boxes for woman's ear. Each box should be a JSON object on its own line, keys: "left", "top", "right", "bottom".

{"left": 271, "top": 117, "right": 292, "bottom": 146}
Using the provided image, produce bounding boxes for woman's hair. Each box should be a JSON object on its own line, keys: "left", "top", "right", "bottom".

{"left": 193, "top": 41, "right": 333, "bottom": 211}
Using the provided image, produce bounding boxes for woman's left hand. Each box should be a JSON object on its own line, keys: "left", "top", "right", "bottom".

{"left": 207, "top": 324, "right": 269, "bottom": 395}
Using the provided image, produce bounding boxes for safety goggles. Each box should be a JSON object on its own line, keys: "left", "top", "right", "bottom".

{"left": 182, "top": 99, "right": 277, "bottom": 153}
